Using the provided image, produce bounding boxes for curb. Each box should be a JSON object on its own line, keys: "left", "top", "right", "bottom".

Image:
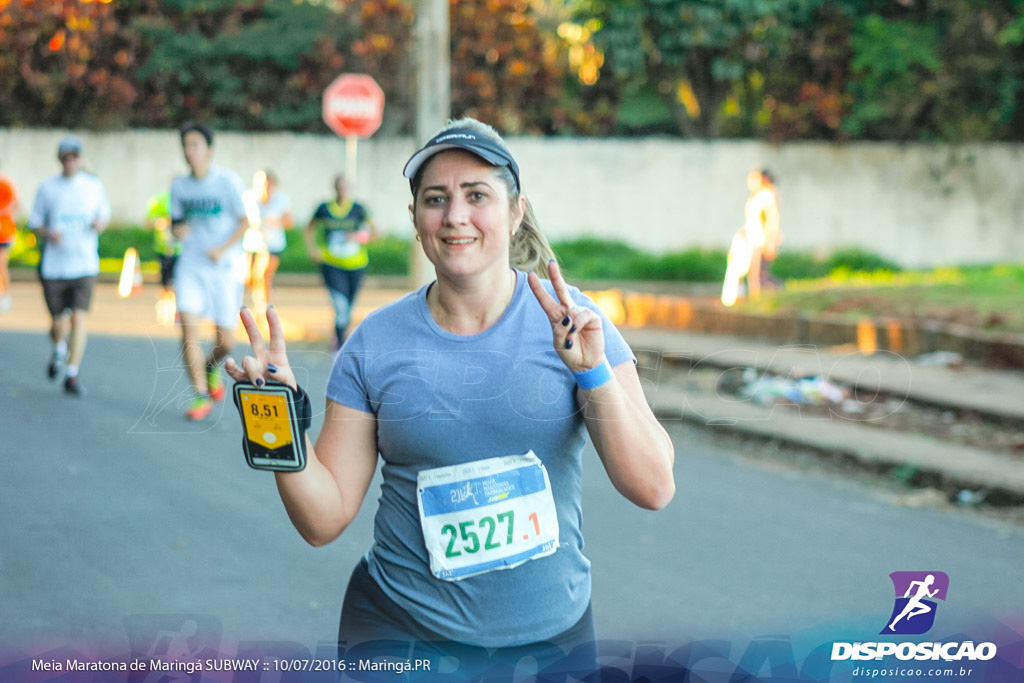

{"left": 625, "top": 331, "right": 1024, "bottom": 424}
{"left": 645, "top": 384, "right": 1024, "bottom": 506}
{"left": 624, "top": 330, "right": 1024, "bottom": 507}
{"left": 598, "top": 290, "right": 1024, "bottom": 370}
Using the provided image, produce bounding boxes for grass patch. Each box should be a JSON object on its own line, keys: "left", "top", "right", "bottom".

{"left": 550, "top": 240, "right": 899, "bottom": 284}
{"left": 739, "top": 264, "right": 1024, "bottom": 334}
{"left": 10, "top": 227, "right": 911, "bottom": 285}
{"left": 551, "top": 238, "right": 727, "bottom": 282}
{"left": 551, "top": 238, "right": 650, "bottom": 281}
{"left": 10, "top": 225, "right": 409, "bottom": 276}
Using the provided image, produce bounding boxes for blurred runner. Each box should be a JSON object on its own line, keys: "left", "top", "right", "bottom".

{"left": 146, "top": 189, "right": 179, "bottom": 325}
{"left": 722, "top": 168, "right": 781, "bottom": 306}
{"left": 743, "top": 168, "right": 782, "bottom": 298}
{"left": 170, "top": 121, "right": 248, "bottom": 421}
{"left": 0, "top": 159, "right": 19, "bottom": 313}
{"left": 243, "top": 169, "right": 293, "bottom": 312}
{"left": 304, "top": 174, "right": 377, "bottom": 348}
{"left": 26, "top": 134, "right": 111, "bottom": 396}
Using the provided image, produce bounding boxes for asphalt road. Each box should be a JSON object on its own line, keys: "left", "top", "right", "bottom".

{"left": 2, "top": 328, "right": 1022, "bottom": 668}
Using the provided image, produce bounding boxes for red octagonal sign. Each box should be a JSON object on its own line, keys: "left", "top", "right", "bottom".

{"left": 322, "top": 73, "right": 385, "bottom": 138}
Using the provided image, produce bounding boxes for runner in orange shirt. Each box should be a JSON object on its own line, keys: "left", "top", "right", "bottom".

{"left": 0, "top": 162, "right": 20, "bottom": 313}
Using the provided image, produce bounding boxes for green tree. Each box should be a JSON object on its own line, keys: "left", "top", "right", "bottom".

{"left": 997, "top": 2, "right": 1024, "bottom": 136}
{"left": 844, "top": 13, "right": 941, "bottom": 139}
{"left": 0, "top": 0, "right": 578, "bottom": 135}
{"left": 844, "top": 0, "right": 1024, "bottom": 141}
{"left": 450, "top": 0, "right": 572, "bottom": 133}
{"left": 0, "top": 0, "right": 138, "bottom": 128}
{"left": 128, "top": 0, "right": 361, "bottom": 131}
{"left": 930, "top": 0, "right": 1024, "bottom": 141}
{"left": 757, "top": 1, "right": 855, "bottom": 141}
{"left": 582, "top": 0, "right": 825, "bottom": 138}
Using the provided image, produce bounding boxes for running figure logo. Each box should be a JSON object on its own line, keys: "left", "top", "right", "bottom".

{"left": 881, "top": 571, "right": 950, "bottom": 635}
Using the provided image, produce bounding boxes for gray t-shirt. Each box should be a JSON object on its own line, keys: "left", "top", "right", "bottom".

{"left": 28, "top": 172, "right": 110, "bottom": 280}
{"left": 170, "top": 164, "right": 247, "bottom": 267}
{"left": 328, "top": 269, "right": 635, "bottom": 647}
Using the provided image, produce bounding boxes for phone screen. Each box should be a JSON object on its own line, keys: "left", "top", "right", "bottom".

{"left": 234, "top": 383, "right": 305, "bottom": 470}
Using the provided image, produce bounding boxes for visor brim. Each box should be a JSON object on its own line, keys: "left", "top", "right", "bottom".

{"left": 403, "top": 131, "right": 520, "bottom": 193}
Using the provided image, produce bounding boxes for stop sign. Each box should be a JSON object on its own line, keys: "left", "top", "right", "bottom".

{"left": 322, "top": 73, "right": 385, "bottom": 138}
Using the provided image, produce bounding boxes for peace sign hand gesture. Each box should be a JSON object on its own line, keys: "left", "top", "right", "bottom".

{"left": 224, "top": 305, "right": 297, "bottom": 390}
{"left": 527, "top": 260, "right": 606, "bottom": 374}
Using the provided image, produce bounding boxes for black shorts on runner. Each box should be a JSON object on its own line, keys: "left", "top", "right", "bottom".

{"left": 337, "top": 557, "right": 599, "bottom": 679}
{"left": 41, "top": 276, "right": 97, "bottom": 316}
{"left": 158, "top": 254, "right": 178, "bottom": 289}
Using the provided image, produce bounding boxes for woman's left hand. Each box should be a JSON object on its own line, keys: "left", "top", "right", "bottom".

{"left": 527, "top": 260, "right": 605, "bottom": 373}
{"left": 224, "top": 305, "right": 298, "bottom": 391}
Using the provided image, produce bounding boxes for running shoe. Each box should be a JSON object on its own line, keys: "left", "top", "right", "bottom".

{"left": 63, "top": 376, "right": 85, "bottom": 397}
{"left": 207, "top": 364, "right": 225, "bottom": 402}
{"left": 47, "top": 353, "right": 66, "bottom": 381}
{"left": 185, "top": 396, "right": 213, "bottom": 421}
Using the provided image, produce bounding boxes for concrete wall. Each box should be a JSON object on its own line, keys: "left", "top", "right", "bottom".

{"left": 2, "top": 128, "right": 1022, "bottom": 268}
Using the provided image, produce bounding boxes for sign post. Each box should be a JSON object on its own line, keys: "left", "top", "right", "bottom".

{"left": 321, "top": 73, "right": 385, "bottom": 184}
{"left": 412, "top": 0, "right": 450, "bottom": 288}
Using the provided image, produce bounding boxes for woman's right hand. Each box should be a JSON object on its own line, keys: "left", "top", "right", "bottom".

{"left": 224, "top": 305, "right": 297, "bottom": 390}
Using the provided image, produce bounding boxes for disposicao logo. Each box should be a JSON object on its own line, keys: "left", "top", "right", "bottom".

{"left": 882, "top": 571, "right": 949, "bottom": 635}
{"left": 831, "top": 571, "right": 998, "bottom": 663}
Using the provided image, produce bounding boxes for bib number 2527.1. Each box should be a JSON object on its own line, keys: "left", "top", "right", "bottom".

{"left": 417, "top": 452, "right": 559, "bottom": 581}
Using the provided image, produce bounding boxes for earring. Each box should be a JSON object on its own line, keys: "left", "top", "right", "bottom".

{"left": 415, "top": 234, "right": 421, "bottom": 242}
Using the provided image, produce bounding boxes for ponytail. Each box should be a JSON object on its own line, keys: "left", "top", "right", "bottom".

{"left": 509, "top": 197, "right": 556, "bottom": 278}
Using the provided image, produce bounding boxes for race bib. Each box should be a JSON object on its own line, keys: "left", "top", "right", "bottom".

{"left": 326, "top": 231, "right": 359, "bottom": 259}
{"left": 56, "top": 213, "right": 90, "bottom": 237}
{"left": 417, "top": 452, "right": 559, "bottom": 582}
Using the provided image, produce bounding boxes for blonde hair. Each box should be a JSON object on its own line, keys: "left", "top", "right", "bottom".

{"left": 411, "top": 117, "right": 556, "bottom": 278}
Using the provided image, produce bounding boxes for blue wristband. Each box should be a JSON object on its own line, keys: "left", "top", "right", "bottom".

{"left": 573, "top": 359, "right": 613, "bottom": 390}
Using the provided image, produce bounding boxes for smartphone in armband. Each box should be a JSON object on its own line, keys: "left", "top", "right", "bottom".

{"left": 232, "top": 380, "right": 310, "bottom": 472}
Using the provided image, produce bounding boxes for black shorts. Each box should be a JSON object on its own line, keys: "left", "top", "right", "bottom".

{"left": 41, "top": 276, "right": 96, "bottom": 316}
{"left": 320, "top": 263, "right": 366, "bottom": 299}
{"left": 158, "top": 254, "right": 178, "bottom": 289}
{"left": 337, "top": 557, "right": 599, "bottom": 680}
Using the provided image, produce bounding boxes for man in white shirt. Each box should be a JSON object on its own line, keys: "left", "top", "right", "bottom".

{"left": 170, "top": 122, "right": 248, "bottom": 420}
{"left": 27, "top": 134, "right": 111, "bottom": 397}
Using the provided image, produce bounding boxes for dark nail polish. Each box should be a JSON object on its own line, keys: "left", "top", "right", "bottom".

{"left": 569, "top": 325, "right": 577, "bottom": 333}
{"left": 565, "top": 339, "right": 573, "bottom": 350}
{"left": 561, "top": 316, "right": 571, "bottom": 326}
{"left": 267, "top": 363, "right": 278, "bottom": 373}
{"left": 255, "top": 378, "right": 265, "bottom": 387}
